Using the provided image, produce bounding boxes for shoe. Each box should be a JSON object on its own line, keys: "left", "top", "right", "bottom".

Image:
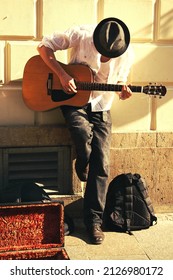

{"left": 75, "top": 160, "right": 88, "bottom": 182}
{"left": 87, "top": 224, "right": 105, "bottom": 245}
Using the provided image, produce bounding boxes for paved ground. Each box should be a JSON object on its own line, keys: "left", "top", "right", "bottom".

{"left": 65, "top": 213, "right": 173, "bottom": 260}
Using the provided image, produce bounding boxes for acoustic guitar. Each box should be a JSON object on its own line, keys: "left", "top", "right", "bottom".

{"left": 22, "top": 55, "right": 167, "bottom": 111}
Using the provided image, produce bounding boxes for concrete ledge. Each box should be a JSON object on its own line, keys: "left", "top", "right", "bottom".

{"left": 0, "top": 125, "right": 72, "bottom": 147}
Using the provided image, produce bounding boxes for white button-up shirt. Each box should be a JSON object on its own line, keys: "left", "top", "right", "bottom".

{"left": 39, "top": 25, "right": 134, "bottom": 111}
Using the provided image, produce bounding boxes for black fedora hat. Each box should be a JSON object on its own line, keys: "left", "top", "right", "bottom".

{"left": 93, "top": 17, "right": 130, "bottom": 58}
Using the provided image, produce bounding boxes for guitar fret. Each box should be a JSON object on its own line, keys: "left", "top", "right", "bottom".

{"left": 77, "top": 82, "right": 143, "bottom": 94}
{"left": 118, "top": 85, "right": 122, "bottom": 91}
{"left": 111, "top": 84, "right": 115, "bottom": 91}
{"left": 95, "top": 83, "right": 100, "bottom": 90}
{"left": 129, "top": 86, "right": 142, "bottom": 92}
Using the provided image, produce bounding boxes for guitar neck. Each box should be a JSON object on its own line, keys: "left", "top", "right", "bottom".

{"left": 76, "top": 82, "right": 142, "bottom": 93}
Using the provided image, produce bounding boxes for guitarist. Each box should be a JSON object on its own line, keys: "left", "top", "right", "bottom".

{"left": 37, "top": 17, "right": 134, "bottom": 245}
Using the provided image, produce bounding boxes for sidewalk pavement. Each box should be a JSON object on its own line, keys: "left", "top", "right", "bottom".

{"left": 65, "top": 213, "right": 173, "bottom": 260}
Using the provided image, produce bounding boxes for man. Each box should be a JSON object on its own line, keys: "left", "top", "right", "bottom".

{"left": 37, "top": 17, "right": 134, "bottom": 244}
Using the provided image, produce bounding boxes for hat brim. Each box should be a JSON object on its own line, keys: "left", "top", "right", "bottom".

{"left": 93, "top": 17, "right": 130, "bottom": 58}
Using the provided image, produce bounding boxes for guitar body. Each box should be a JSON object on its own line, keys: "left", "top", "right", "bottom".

{"left": 22, "top": 55, "right": 94, "bottom": 111}
{"left": 23, "top": 56, "right": 166, "bottom": 111}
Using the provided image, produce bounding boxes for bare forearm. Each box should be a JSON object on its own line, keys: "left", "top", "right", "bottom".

{"left": 37, "top": 45, "right": 77, "bottom": 93}
{"left": 37, "top": 45, "right": 67, "bottom": 78}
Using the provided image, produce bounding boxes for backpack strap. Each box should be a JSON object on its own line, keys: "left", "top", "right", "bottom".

{"left": 123, "top": 173, "right": 134, "bottom": 234}
{"left": 133, "top": 173, "right": 157, "bottom": 225}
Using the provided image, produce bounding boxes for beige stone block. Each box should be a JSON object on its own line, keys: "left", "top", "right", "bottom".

{"left": 157, "top": 132, "right": 173, "bottom": 148}
{"left": 155, "top": 148, "right": 173, "bottom": 205}
{"left": 0, "top": 89, "right": 34, "bottom": 125}
{"left": 35, "top": 109, "right": 65, "bottom": 125}
{"left": 156, "top": 89, "right": 173, "bottom": 131}
{"left": 102, "top": 0, "right": 154, "bottom": 41}
{"left": 111, "top": 132, "right": 156, "bottom": 148}
{"left": 8, "top": 42, "right": 67, "bottom": 83}
{"left": 110, "top": 145, "right": 173, "bottom": 206}
{"left": 158, "top": 0, "right": 173, "bottom": 40}
{"left": 8, "top": 42, "right": 39, "bottom": 82}
{"left": 0, "top": 0, "right": 35, "bottom": 37}
{"left": 0, "top": 126, "right": 72, "bottom": 147}
{"left": 0, "top": 42, "right": 5, "bottom": 84}
{"left": 109, "top": 148, "right": 155, "bottom": 191}
{"left": 111, "top": 93, "right": 150, "bottom": 132}
{"left": 42, "top": 0, "right": 97, "bottom": 35}
{"left": 54, "top": 51, "right": 68, "bottom": 64}
{"left": 132, "top": 45, "right": 173, "bottom": 84}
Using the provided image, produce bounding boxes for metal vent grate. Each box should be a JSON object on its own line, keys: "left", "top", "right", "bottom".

{"left": 3, "top": 147, "right": 71, "bottom": 195}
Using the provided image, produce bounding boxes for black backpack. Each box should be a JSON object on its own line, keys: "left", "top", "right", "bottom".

{"left": 104, "top": 173, "right": 157, "bottom": 234}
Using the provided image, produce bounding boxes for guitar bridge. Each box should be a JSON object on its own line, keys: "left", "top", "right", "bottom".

{"left": 47, "top": 73, "right": 53, "bottom": 95}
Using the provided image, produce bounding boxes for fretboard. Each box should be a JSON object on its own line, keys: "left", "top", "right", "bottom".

{"left": 76, "top": 82, "right": 142, "bottom": 93}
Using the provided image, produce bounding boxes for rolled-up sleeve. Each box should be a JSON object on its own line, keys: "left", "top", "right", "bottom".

{"left": 38, "top": 26, "right": 82, "bottom": 52}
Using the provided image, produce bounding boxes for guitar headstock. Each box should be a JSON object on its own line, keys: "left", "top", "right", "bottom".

{"left": 143, "top": 83, "right": 167, "bottom": 98}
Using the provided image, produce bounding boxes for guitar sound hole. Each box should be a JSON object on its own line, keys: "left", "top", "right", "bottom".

{"left": 51, "top": 90, "right": 76, "bottom": 102}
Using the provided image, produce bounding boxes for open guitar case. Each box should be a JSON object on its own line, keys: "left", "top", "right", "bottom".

{"left": 0, "top": 180, "right": 73, "bottom": 260}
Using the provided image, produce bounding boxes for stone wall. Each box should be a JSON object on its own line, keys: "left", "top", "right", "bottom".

{"left": 1, "top": 126, "right": 172, "bottom": 212}
{"left": 110, "top": 132, "right": 173, "bottom": 212}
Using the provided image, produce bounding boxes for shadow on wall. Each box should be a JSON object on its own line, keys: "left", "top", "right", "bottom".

{"left": 111, "top": 8, "right": 173, "bottom": 130}
{"left": 132, "top": 7, "right": 173, "bottom": 40}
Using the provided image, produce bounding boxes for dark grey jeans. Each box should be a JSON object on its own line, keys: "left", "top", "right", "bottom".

{"left": 61, "top": 104, "right": 112, "bottom": 227}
